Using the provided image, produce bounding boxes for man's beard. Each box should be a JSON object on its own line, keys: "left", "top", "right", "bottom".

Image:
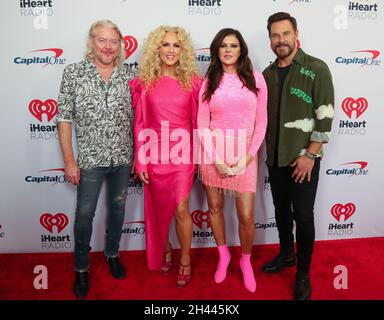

{"left": 273, "top": 43, "right": 295, "bottom": 59}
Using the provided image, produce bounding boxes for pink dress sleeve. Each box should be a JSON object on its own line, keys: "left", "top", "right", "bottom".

{"left": 191, "top": 76, "right": 203, "bottom": 130}
{"left": 197, "top": 79, "right": 220, "bottom": 164}
{"left": 190, "top": 76, "right": 203, "bottom": 169}
{"left": 197, "top": 78, "right": 209, "bottom": 129}
{"left": 129, "top": 77, "right": 147, "bottom": 173}
{"left": 248, "top": 71, "right": 268, "bottom": 157}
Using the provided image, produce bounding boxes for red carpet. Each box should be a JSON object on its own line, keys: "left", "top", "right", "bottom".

{"left": 1, "top": 237, "right": 383, "bottom": 300}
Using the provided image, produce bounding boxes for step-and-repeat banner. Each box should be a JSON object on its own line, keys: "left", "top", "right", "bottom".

{"left": 0, "top": 0, "right": 383, "bottom": 253}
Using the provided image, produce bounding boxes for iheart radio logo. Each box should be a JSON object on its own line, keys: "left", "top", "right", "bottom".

{"left": 40, "top": 213, "right": 69, "bottom": 233}
{"left": 124, "top": 36, "right": 138, "bottom": 59}
{"left": 191, "top": 210, "right": 211, "bottom": 229}
{"left": 29, "top": 99, "right": 58, "bottom": 122}
{"left": 331, "top": 203, "right": 356, "bottom": 222}
{"left": 341, "top": 97, "right": 368, "bottom": 119}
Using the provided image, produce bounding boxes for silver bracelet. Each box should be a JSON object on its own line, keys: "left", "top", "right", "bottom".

{"left": 304, "top": 151, "right": 316, "bottom": 160}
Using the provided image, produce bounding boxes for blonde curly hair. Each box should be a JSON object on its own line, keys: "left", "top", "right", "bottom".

{"left": 138, "top": 25, "right": 200, "bottom": 91}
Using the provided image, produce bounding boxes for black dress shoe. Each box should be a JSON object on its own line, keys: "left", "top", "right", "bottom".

{"left": 262, "top": 253, "right": 296, "bottom": 273}
{"left": 107, "top": 256, "right": 126, "bottom": 279}
{"left": 294, "top": 272, "right": 311, "bottom": 300}
{"left": 73, "top": 271, "right": 88, "bottom": 299}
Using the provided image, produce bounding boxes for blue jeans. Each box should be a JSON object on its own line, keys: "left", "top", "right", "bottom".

{"left": 74, "top": 165, "right": 131, "bottom": 272}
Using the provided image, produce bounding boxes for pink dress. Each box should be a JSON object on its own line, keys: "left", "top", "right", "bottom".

{"left": 130, "top": 76, "right": 202, "bottom": 271}
{"left": 197, "top": 71, "right": 268, "bottom": 193}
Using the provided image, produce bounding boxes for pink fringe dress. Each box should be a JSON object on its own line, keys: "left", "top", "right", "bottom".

{"left": 197, "top": 71, "right": 268, "bottom": 194}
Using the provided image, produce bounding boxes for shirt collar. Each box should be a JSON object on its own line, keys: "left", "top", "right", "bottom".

{"left": 271, "top": 48, "right": 306, "bottom": 69}
{"left": 85, "top": 59, "right": 124, "bottom": 82}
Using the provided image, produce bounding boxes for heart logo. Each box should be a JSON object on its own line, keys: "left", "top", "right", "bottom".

{"left": 341, "top": 97, "right": 368, "bottom": 119}
{"left": 40, "top": 213, "right": 69, "bottom": 233}
{"left": 124, "top": 35, "right": 138, "bottom": 59}
{"left": 331, "top": 203, "right": 356, "bottom": 222}
{"left": 29, "top": 99, "right": 58, "bottom": 122}
{"left": 191, "top": 210, "right": 211, "bottom": 229}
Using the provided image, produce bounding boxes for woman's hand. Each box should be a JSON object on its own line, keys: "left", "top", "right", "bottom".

{"left": 138, "top": 172, "right": 150, "bottom": 184}
{"left": 215, "top": 162, "right": 235, "bottom": 179}
{"left": 231, "top": 154, "right": 254, "bottom": 175}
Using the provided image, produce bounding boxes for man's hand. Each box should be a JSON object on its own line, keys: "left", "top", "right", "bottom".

{"left": 290, "top": 156, "right": 315, "bottom": 183}
{"left": 138, "top": 172, "right": 150, "bottom": 184}
{"left": 231, "top": 154, "right": 254, "bottom": 175}
{"left": 64, "top": 161, "right": 80, "bottom": 185}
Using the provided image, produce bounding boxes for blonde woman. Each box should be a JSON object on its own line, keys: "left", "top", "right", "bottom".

{"left": 130, "top": 26, "right": 201, "bottom": 287}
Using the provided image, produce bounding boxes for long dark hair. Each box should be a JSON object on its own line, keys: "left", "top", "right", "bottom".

{"left": 204, "top": 28, "right": 257, "bottom": 102}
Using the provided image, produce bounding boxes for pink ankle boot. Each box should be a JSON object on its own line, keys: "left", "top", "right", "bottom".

{"left": 214, "top": 245, "right": 231, "bottom": 283}
{"left": 240, "top": 253, "right": 256, "bottom": 293}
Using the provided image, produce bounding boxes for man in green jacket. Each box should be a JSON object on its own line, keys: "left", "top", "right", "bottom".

{"left": 262, "top": 12, "right": 334, "bottom": 300}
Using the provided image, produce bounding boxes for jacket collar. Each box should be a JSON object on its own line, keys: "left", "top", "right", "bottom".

{"left": 271, "top": 48, "right": 306, "bottom": 69}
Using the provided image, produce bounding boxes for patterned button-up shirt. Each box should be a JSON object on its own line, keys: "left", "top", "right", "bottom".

{"left": 56, "top": 60, "right": 135, "bottom": 169}
{"left": 263, "top": 49, "right": 334, "bottom": 167}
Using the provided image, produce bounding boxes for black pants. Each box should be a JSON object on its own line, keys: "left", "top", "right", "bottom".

{"left": 268, "top": 158, "right": 320, "bottom": 274}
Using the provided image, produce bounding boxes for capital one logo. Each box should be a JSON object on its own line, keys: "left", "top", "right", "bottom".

{"left": 29, "top": 99, "right": 58, "bottom": 122}
{"left": 325, "top": 161, "right": 369, "bottom": 177}
{"left": 354, "top": 49, "right": 380, "bottom": 59}
{"left": 191, "top": 210, "right": 211, "bottom": 229}
{"left": 122, "top": 220, "right": 145, "bottom": 236}
{"left": 336, "top": 50, "right": 381, "bottom": 66}
{"left": 25, "top": 168, "right": 68, "bottom": 185}
{"left": 124, "top": 36, "right": 138, "bottom": 59}
{"left": 341, "top": 97, "right": 368, "bottom": 119}
{"left": 40, "top": 213, "right": 69, "bottom": 233}
{"left": 342, "top": 161, "right": 368, "bottom": 170}
{"left": 331, "top": 203, "right": 356, "bottom": 222}
{"left": 14, "top": 48, "right": 65, "bottom": 66}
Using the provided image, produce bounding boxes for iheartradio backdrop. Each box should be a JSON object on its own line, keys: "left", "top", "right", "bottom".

{"left": 0, "top": 0, "right": 383, "bottom": 254}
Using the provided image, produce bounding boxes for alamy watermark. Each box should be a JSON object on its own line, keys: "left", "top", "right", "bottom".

{"left": 136, "top": 121, "right": 248, "bottom": 166}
